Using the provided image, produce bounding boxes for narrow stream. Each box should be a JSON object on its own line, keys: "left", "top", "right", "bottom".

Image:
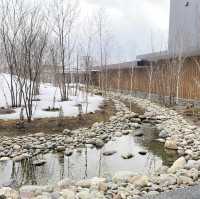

{"left": 0, "top": 124, "right": 178, "bottom": 188}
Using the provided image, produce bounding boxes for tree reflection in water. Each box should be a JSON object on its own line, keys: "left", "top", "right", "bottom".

{"left": 11, "top": 158, "right": 37, "bottom": 187}
{"left": 84, "top": 147, "right": 88, "bottom": 179}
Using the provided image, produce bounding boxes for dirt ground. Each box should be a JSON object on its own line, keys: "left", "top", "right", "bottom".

{"left": 0, "top": 100, "right": 116, "bottom": 137}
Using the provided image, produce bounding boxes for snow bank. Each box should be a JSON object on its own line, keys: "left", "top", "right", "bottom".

{"left": 0, "top": 73, "right": 104, "bottom": 120}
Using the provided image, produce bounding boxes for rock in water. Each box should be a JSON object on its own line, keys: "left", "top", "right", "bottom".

{"left": 32, "top": 160, "right": 46, "bottom": 166}
{"left": 94, "top": 139, "right": 104, "bottom": 148}
{"left": 0, "top": 157, "right": 10, "bottom": 162}
{"left": 138, "top": 151, "right": 147, "bottom": 155}
{"left": 65, "top": 149, "right": 73, "bottom": 157}
{"left": 134, "top": 129, "right": 144, "bottom": 137}
{"left": 168, "top": 157, "right": 186, "bottom": 173}
{"left": 103, "top": 150, "right": 117, "bottom": 156}
{"left": 164, "top": 139, "right": 178, "bottom": 150}
{"left": 121, "top": 153, "right": 134, "bottom": 159}
{"left": 159, "top": 130, "right": 169, "bottom": 139}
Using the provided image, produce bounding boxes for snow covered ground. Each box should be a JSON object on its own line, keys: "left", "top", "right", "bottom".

{"left": 0, "top": 73, "right": 104, "bottom": 120}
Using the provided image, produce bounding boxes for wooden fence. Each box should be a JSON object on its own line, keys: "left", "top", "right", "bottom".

{"left": 92, "top": 56, "right": 200, "bottom": 101}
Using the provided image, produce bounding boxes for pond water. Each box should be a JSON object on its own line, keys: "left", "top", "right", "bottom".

{"left": 0, "top": 124, "right": 178, "bottom": 188}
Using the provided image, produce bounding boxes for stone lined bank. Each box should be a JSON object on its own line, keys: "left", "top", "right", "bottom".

{"left": 1, "top": 92, "right": 200, "bottom": 199}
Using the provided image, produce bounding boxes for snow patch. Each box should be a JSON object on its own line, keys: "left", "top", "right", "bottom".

{"left": 0, "top": 73, "right": 104, "bottom": 120}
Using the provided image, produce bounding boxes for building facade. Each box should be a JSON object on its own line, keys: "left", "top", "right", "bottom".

{"left": 168, "top": 0, "right": 200, "bottom": 56}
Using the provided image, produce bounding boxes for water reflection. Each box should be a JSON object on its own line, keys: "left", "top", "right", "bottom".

{"left": 0, "top": 125, "right": 178, "bottom": 188}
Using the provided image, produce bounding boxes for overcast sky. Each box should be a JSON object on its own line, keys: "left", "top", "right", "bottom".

{"left": 79, "top": 0, "right": 170, "bottom": 62}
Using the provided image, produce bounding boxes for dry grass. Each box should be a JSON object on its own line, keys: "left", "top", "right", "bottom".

{"left": 0, "top": 100, "right": 116, "bottom": 137}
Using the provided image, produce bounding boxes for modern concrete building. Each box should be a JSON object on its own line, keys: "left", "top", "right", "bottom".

{"left": 137, "top": 0, "right": 200, "bottom": 60}
{"left": 168, "top": 0, "right": 200, "bottom": 56}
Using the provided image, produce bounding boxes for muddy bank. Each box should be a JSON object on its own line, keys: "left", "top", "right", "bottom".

{"left": 0, "top": 100, "right": 115, "bottom": 137}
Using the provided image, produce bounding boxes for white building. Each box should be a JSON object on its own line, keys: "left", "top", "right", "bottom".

{"left": 137, "top": 0, "right": 200, "bottom": 61}
{"left": 168, "top": 0, "right": 200, "bottom": 56}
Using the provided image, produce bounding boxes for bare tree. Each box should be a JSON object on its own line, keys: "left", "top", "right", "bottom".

{"left": 18, "top": 6, "right": 48, "bottom": 122}
{"left": 95, "top": 8, "right": 111, "bottom": 95}
{"left": 0, "top": 0, "right": 26, "bottom": 107}
{"left": 50, "top": 0, "right": 78, "bottom": 101}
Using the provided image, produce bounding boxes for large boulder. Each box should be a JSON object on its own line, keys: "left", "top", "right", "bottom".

{"left": 164, "top": 139, "right": 178, "bottom": 150}
{"left": 168, "top": 157, "right": 186, "bottom": 173}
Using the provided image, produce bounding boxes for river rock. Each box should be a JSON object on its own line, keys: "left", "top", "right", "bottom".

{"left": 128, "top": 175, "right": 149, "bottom": 188}
{"left": 0, "top": 157, "right": 10, "bottom": 162}
{"left": 76, "top": 177, "right": 106, "bottom": 189}
{"left": 60, "top": 189, "right": 75, "bottom": 198}
{"left": 164, "top": 139, "right": 178, "bottom": 150}
{"left": 65, "top": 149, "right": 73, "bottom": 156}
{"left": 138, "top": 151, "right": 147, "bottom": 155}
{"left": 134, "top": 129, "right": 144, "bottom": 137}
{"left": 0, "top": 187, "right": 19, "bottom": 199}
{"left": 121, "top": 153, "right": 134, "bottom": 159}
{"left": 103, "top": 150, "right": 117, "bottom": 156}
{"left": 13, "top": 153, "right": 29, "bottom": 162}
{"left": 122, "top": 130, "right": 130, "bottom": 135}
{"left": 158, "top": 174, "right": 177, "bottom": 186}
{"left": 34, "top": 132, "right": 45, "bottom": 137}
{"left": 56, "top": 146, "right": 65, "bottom": 152}
{"left": 159, "top": 130, "right": 169, "bottom": 139}
{"left": 94, "top": 139, "right": 104, "bottom": 148}
{"left": 20, "top": 185, "right": 48, "bottom": 198}
{"left": 76, "top": 180, "right": 91, "bottom": 188}
{"left": 77, "top": 190, "right": 91, "bottom": 199}
{"left": 177, "top": 176, "right": 193, "bottom": 185}
{"left": 32, "top": 159, "right": 46, "bottom": 166}
{"left": 63, "top": 129, "right": 71, "bottom": 136}
{"left": 64, "top": 137, "right": 73, "bottom": 144}
{"left": 115, "top": 132, "right": 122, "bottom": 137}
{"left": 185, "top": 168, "right": 199, "bottom": 180}
{"left": 185, "top": 160, "right": 200, "bottom": 170}
{"left": 56, "top": 178, "right": 72, "bottom": 190}
{"left": 156, "top": 138, "right": 165, "bottom": 143}
{"left": 112, "top": 171, "right": 135, "bottom": 183}
{"left": 13, "top": 144, "right": 21, "bottom": 150}
{"left": 51, "top": 192, "right": 61, "bottom": 199}
{"left": 168, "top": 157, "right": 186, "bottom": 173}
